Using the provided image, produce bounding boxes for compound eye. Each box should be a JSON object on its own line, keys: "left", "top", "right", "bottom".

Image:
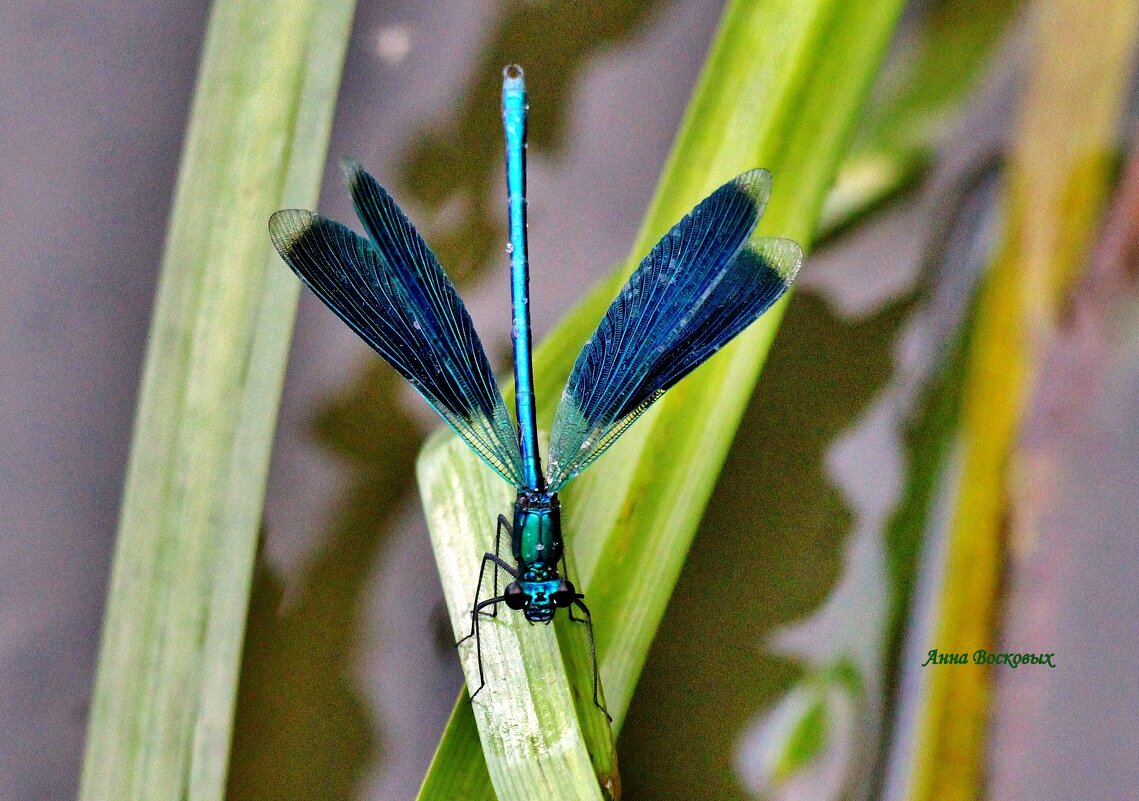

{"left": 552, "top": 580, "right": 577, "bottom": 607}
{"left": 504, "top": 582, "right": 526, "bottom": 610}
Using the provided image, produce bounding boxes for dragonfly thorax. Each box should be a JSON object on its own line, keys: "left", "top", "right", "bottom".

{"left": 511, "top": 490, "right": 562, "bottom": 569}
{"left": 509, "top": 490, "right": 567, "bottom": 622}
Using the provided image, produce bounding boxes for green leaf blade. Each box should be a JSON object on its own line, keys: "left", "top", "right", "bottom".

{"left": 78, "top": 3, "right": 356, "bottom": 800}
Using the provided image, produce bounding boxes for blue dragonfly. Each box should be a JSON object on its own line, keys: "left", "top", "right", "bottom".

{"left": 269, "top": 65, "right": 801, "bottom": 718}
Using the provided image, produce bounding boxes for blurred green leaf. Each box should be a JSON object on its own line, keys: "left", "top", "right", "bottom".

{"left": 78, "top": 3, "right": 355, "bottom": 801}
{"left": 905, "top": 1, "right": 1139, "bottom": 798}
{"left": 773, "top": 694, "right": 830, "bottom": 783}
{"left": 821, "top": 0, "right": 1021, "bottom": 238}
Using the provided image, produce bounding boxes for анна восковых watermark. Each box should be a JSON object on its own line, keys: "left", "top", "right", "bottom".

{"left": 922, "top": 649, "right": 1056, "bottom": 668}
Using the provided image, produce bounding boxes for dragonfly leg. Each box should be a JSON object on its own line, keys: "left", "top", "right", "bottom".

{"left": 457, "top": 551, "right": 517, "bottom": 647}
{"left": 571, "top": 598, "right": 612, "bottom": 722}
{"left": 456, "top": 526, "right": 518, "bottom": 701}
{"left": 468, "top": 594, "right": 507, "bottom": 700}
{"left": 488, "top": 514, "right": 512, "bottom": 615}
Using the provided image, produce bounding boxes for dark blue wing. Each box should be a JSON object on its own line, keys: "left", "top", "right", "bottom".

{"left": 545, "top": 169, "right": 801, "bottom": 491}
{"left": 269, "top": 165, "right": 525, "bottom": 489}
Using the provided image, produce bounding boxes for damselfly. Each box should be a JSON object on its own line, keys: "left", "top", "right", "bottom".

{"left": 269, "top": 65, "right": 802, "bottom": 719}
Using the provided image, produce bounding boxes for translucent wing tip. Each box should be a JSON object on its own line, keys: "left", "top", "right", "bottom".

{"left": 736, "top": 167, "right": 772, "bottom": 191}
{"left": 734, "top": 168, "right": 773, "bottom": 205}
{"left": 729, "top": 169, "right": 802, "bottom": 283}
{"left": 268, "top": 208, "right": 318, "bottom": 255}
{"left": 340, "top": 156, "right": 367, "bottom": 189}
{"left": 752, "top": 236, "right": 804, "bottom": 283}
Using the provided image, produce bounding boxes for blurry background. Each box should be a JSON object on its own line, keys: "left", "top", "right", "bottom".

{"left": 2, "top": 1, "right": 1137, "bottom": 801}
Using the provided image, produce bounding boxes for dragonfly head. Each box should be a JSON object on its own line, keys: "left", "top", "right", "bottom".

{"left": 506, "top": 576, "right": 579, "bottom": 624}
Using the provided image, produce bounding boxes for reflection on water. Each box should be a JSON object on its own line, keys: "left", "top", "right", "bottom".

{"left": 618, "top": 285, "right": 918, "bottom": 801}
{"left": 228, "top": 369, "right": 421, "bottom": 801}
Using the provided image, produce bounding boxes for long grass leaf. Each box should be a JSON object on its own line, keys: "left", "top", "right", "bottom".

{"left": 78, "top": 3, "right": 355, "bottom": 800}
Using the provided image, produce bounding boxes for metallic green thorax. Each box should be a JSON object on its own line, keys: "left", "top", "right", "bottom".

{"left": 512, "top": 490, "right": 564, "bottom": 621}
{"left": 512, "top": 491, "right": 562, "bottom": 576}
